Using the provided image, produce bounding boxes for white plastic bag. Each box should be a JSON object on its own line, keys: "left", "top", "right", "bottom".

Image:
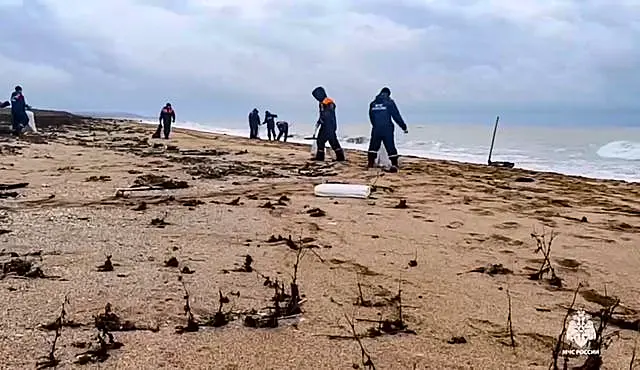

{"left": 310, "top": 139, "right": 318, "bottom": 157}
{"left": 314, "top": 184, "right": 371, "bottom": 199}
{"left": 376, "top": 145, "right": 391, "bottom": 168}
{"left": 26, "top": 110, "right": 37, "bottom": 133}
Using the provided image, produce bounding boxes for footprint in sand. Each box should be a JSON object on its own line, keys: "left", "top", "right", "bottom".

{"left": 494, "top": 221, "right": 520, "bottom": 230}
{"left": 535, "top": 217, "right": 557, "bottom": 228}
{"left": 571, "top": 234, "right": 616, "bottom": 244}
{"left": 446, "top": 221, "right": 464, "bottom": 229}
{"left": 555, "top": 258, "right": 581, "bottom": 270}
{"left": 468, "top": 318, "right": 555, "bottom": 348}
{"left": 526, "top": 258, "right": 582, "bottom": 270}
{"left": 470, "top": 208, "right": 494, "bottom": 216}
{"left": 328, "top": 258, "right": 380, "bottom": 276}
{"left": 490, "top": 234, "right": 524, "bottom": 246}
{"left": 466, "top": 233, "right": 488, "bottom": 242}
{"left": 549, "top": 198, "right": 572, "bottom": 208}
{"left": 607, "top": 220, "right": 640, "bottom": 233}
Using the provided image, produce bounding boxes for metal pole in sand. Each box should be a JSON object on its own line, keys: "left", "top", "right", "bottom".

{"left": 488, "top": 115, "right": 500, "bottom": 165}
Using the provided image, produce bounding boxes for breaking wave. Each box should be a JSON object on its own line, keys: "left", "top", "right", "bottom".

{"left": 596, "top": 141, "right": 640, "bottom": 161}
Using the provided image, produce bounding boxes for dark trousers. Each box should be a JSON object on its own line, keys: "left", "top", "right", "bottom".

{"left": 249, "top": 123, "right": 259, "bottom": 139}
{"left": 276, "top": 127, "right": 288, "bottom": 142}
{"left": 367, "top": 128, "right": 398, "bottom": 166}
{"left": 315, "top": 128, "right": 344, "bottom": 161}
{"left": 11, "top": 111, "right": 28, "bottom": 135}
{"left": 153, "top": 120, "right": 172, "bottom": 139}
{"left": 267, "top": 123, "right": 276, "bottom": 140}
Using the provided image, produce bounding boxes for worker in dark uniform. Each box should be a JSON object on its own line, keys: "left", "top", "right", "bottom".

{"left": 10, "top": 86, "right": 31, "bottom": 136}
{"left": 276, "top": 121, "right": 289, "bottom": 142}
{"left": 263, "top": 111, "right": 278, "bottom": 141}
{"left": 311, "top": 86, "right": 345, "bottom": 161}
{"left": 367, "top": 87, "right": 408, "bottom": 172}
{"left": 153, "top": 103, "right": 176, "bottom": 139}
{"left": 248, "top": 108, "right": 260, "bottom": 139}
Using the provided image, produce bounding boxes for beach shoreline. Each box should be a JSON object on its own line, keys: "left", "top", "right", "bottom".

{"left": 130, "top": 117, "right": 640, "bottom": 183}
{"left": 0, "top": 113, "right": 639, "bottom": 369}
{"left": 164, "top": 122, "right": 634, "bottom": 186}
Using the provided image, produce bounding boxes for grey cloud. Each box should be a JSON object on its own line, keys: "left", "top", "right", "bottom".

{"left": 0, "top": 0, "right": 638, "bottom": 125}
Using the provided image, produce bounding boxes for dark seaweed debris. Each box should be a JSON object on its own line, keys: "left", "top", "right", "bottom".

{"left": 164, "top": 257, "right": 179, "bottom": 268}
{"left": 468, "top": 264, "right": 512, "bottom": 276}
{"left": 133, "top": 174, "right": 188, "bottom": 189}
{"left": 186, "top": 163, "right": 284, "bottom": 180}
{"left": 97, "top": 255, "right": 114, "bottom": 272}
{"left": 1, "top": 258, "right": 46, "bottom": 279}
{"left": 307, "top": 208, "right": 326, "bottom": 217}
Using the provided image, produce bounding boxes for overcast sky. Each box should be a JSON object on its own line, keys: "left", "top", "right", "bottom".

{"left": 1, "top": 0, "right": 639, "bottom": 126}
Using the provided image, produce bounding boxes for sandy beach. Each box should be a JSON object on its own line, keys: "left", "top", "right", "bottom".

{"left": 0, "top": 111, "right": 639, "bottom": 369}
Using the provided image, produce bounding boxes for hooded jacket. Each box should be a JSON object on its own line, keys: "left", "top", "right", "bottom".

{"left": 263, "top": 111, "right": 278, "bottom": 126}
{"left": 312, "top": 86, "right": 337, "bottom": 132}
{"left": 368, "top": 91, "right": 406, "bottom": 132}
{"left": 10, "top": 91, "right": 27, "bottom": 114}
{"left": 159, "top": 105, "right": 175, "bottom": 123}
{"left": 276, "top": 121, "right": 288, "bottom": 130}
{"left": 249, "top": 109, "right": 260, "bottom": 126}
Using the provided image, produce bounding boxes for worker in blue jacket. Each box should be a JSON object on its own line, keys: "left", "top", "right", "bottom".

{"left": 10, "top": 86, "right": 31, "bottom": 135}
{"left": 276, "top": 120, "right": 289, "bottom": 142}
{"left": 152, "top": 103, "right": 176, "bottom": 139}
{"left": 311, "top": 86, "right": 345, "bottom": 161}
{"left": 367, "top": 87, "right": 408, "bottom": 172}
{"left": 248, "top": 108, "right": 260, "bottom": 139}
{"left": 263, "top": 111, "right": 278, "bottom": 141}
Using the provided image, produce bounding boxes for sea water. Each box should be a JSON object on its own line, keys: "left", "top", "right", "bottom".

{"left": 135, "top": 119, "right": 640, "bottom": 182}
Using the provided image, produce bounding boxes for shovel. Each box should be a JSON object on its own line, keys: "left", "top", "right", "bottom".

{"left": 304, "top": 125, "right": 319, "bottom": 141}
{"left": 487, "top": 116, "right": 515, "bottom": 168}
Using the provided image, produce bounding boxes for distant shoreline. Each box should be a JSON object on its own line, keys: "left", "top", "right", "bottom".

{"left": 1, "top": 108, "right": 636, "bottom": 183}
{"left": 131, "top": 119, "right": 640, "bottom": 184}
{"left": 124, "top": 120, "right": 635, "bottom": 185}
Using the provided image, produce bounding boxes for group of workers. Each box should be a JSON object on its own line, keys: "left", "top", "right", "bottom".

{"left": 248, "top": 85, "right": 408, "bottom": 171}
{"left": 248, "top": 109, "right": 289, "bottom": 142}
{"left": 1, "top": 86, "right": 32, "bottom": 136}
{"left": 3, "top": 83, "right": 408, "bottom": 172}
{"left": 155, "top": 85, "right": 409, "bottom": 171}
{"left": 153, "top": 103, "right": 292, "bottom": 143}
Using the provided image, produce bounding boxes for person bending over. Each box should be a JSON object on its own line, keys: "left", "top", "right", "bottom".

{"left": 367, "top": 87, "right": 408, "bottom": 172}
{"left": 276, "top": 121, "right": 289, "bottom": 142}
{"left": 153, "top": 103, "right": 176, "bottom": 139}
{"left": 263, "top": 111, "right": 278, "bottom": 140}
{"left": 311, "top": 86, "right": 345, "bottom": 161}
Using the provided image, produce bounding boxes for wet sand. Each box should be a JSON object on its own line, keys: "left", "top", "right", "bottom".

{"left": 0, "top": 113, "right": 639, "bottom": 369}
